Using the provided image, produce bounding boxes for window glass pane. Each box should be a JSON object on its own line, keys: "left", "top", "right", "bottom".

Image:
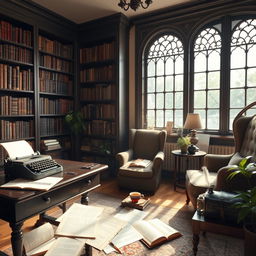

{"left": 165, "top": 76, "right": 173, "bottom": 91}
{"left": 175, "top": 92, "right": 183, "bottom": 108}
{"left": 194, "top": 91, "right": 206, "bottom": 108}
{"left": 208, "top": 90, "right": 219, "bottom": 108}
{"left": 147, "top": 110, "right": 155, "bottom": 128}
{"left": 147, "top": 61, "right": 155, "bottom": 76}
{"left": 147, "top": 78, "right": 155, "bottom": 92}
{"left": 195, "top": 109, "right": 206, "bottom": 129}
{"left": 247, "top": 68, "right": 256, "bottom": 87}
{"left": 247, "top": 45, "right": 256, "bottom": 67}
{"left": 247, "top": 88, "right": 256, "bottom": 105}
{"left": 165, "top": 110, "right": 173, "bottom": 124}
{"left": 194, "top": 52, "right": 206, "bottom": 72}
{"left": 174, "top": 110, "right": 183, "bottom": 128}
{"left": 175, "top": 75, "right": 183, "bottom": 91}
{"left": 230, "top": 89, "right": 245, "bottom": 108}
{"left": 156, "top": 110, "right": 164, "bottom": 127}
{"left": 208, "top": 109, "right": 219, "bottom": 129}
{"left": 231, "top": 47, "right": 246, "bottom": 69}
{"left": 229, "top": 109, "right": 240, "bottom": 130}
{"left": 156, "top": 59, "right": 164, "bottom": 76}
{"left": 165, "top": 93, "right": 173, "bottom": 108}
{"left": 175, "top": 56, "right": 183, "bottom": 74}
{"left": 208, "top": 71, "right": 220, "bottom": 89}
{"left": 156, "top": 93, "right": 164, "bottom": 108}
{"left": 194, "top": 73, "right": 206, "bottom": 90}
{"left": 208, "top": 50, "right": 220, "bottom": 71}
{"left": 147, "top": 93, "right": 155, "bottom": 109}
{"left": 156, "top": 77, "right": 164, "bottom": 92}
{"left": 165, "top": 58, "right": 173, "bottom": 75}
{"left": 230, "top": 69, "right": 245, "bottom": 88}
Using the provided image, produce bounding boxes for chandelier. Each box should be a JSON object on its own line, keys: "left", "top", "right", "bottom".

{"left": 118, "top": 0, "right": 153, "bottom": 11}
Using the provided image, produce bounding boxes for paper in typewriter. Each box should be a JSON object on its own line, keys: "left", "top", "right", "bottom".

{"left": 0, "top": 140, "right": 35, "bottom": 159}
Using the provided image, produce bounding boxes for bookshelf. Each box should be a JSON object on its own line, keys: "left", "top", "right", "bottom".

{"left": 78, "top": 15, "right": 129, "bottom": 175}
{"left": 0, "top": 16, "right": 35, "bottom": 162}
{"left": 38, "top": 32, "right": 74, "bottom": 158}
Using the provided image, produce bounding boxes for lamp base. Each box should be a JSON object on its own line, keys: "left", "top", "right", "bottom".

{"left": 189, "top": 129, "right": 198, "bottom": 145}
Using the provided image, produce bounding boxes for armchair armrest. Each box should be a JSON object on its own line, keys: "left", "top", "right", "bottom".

{"left": 152, "top": 151, "right": 164, "bottom": 172}
{"left": 116, "top": 149, "right": 133, "bottom": 167}
{"left": 204, "top": 154, "right": 233, "bottom": 173}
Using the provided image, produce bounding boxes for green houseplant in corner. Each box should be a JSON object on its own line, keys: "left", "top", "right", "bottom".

{"left": 227, "top": 156, "right": 256, "bottom": 256}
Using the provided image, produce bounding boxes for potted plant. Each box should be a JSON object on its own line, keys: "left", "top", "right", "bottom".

{"left": 227, "top": 156, "right": 256, "bottom": 256}
{"left": 64, "top": 111, "right": 85, "bottom": 159}
{"left": 177, "top": 136, "right": 190, "bottom": 154}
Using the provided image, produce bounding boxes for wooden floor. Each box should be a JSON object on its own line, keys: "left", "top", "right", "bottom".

{"left": 0, "top": 176, "right": 189, "bottom": 253}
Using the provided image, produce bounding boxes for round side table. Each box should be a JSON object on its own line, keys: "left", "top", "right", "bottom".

{"left": 171, "top": 150, "right": 206, "bottom": 191}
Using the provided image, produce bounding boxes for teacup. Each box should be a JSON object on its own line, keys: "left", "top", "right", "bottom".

{"left": 129, "top": 191, "right": 143, "bottom": 203}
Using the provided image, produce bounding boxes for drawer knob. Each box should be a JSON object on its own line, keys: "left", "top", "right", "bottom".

{"left": 87, "top": 179, "right": 92, "bottom": 184}
{"left": 43, "top": 197, "right": 51, "bottom": 204}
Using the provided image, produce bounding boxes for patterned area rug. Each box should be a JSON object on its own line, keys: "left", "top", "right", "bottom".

{"left": 4, "top": 192, "right": 243, "bottom": 256}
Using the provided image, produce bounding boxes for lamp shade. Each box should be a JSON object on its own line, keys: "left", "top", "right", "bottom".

{"left": 183, "top": 113, "right": 202, "bottom": 129}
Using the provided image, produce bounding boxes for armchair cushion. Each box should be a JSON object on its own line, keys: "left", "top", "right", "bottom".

{"left": 204, "top": 154, "right": 233, "bottom": 173}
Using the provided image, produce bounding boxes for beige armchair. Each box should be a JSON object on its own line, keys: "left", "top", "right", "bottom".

{"left": 186, "top": 102, "right": 256, "bottom": 208}
{"left": 116, "top": 129, "right": 167, "bottom": 193}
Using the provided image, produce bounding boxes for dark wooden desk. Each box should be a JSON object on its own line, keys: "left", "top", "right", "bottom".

{"left": 0, "top": 159, "right": 108, "bottom": 256}
{"left": 192, "top": 211, "right": 243, "bottom": 255}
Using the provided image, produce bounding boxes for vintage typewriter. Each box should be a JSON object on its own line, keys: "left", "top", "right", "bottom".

{"left": 4, "top": 152, "right": 63, "bottom": 180}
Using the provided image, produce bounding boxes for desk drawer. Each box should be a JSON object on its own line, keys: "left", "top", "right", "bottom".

{"left": 15, "top": 174, "right": 99, "bottom": 222}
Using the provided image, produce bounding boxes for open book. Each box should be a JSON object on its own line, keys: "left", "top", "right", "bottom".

{"left": 23, "top": 223, "right": 56, "bottom": 256}
{"left": 133, "top": 218, "right": 181, "bottom": 248}
{"left": 0, "top": 177, "right": 63, "bottom": 191}
{"left": 129, "top": 159, "right": 151, "bottom": 168}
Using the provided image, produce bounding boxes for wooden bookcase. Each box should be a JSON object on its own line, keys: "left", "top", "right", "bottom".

{"left": 38, "top": 31, "right": 74, "bottom": 158}
{"left": 78, "top": 14, "right": 129, "bottom": 175}
{"left": 0, "top": 15, "right": 35, "bottom": 161}
{"left": 0, "top": 2, "right": 128, "bottom": 175}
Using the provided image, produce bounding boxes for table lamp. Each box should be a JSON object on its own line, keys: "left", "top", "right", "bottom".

{"left": 183, "top": 113, "right": 202, "bottom": 145}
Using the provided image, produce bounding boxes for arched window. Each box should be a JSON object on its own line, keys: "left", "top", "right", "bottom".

{"left": 193, "top": 27, "right": 221, "bottom": 130}
{"left": 145, "top": 34, "right": 184, "bottom": 129}
{"left": 230, "top": 19, "right": 256, "bottom": 128}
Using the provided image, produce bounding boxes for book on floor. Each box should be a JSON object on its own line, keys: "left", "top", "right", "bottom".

{"left": 121, "top": 196, "right": 150, "bottom": 210}
{"left": 132, "top": 218, "right": 182, "bottom": 248}
{"left": 23, "top": 223, "right": 56, "bottom": 256}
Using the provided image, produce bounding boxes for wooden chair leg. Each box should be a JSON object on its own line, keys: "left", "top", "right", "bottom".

{"left": 186, "top": 189, "right": 190, "bottom": 205}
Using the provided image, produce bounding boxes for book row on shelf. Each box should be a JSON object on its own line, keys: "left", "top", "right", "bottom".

{"left": 81, "top": 138, "right": 115, "bottom": 155}
{"left": 80, "top": 41, "right": 114, "bottom": 64}
{"left": 39, "top": 55, "right": 72, "bottom": 73}
{"left": 80, "top": 65, "right": 114, "bottom": 82}
{"left": 81, "top": 104, "right": 115, "bottom": 119}
{"left": 84, "top": 120, "right": 116, "bottom": 136}
{"left": 0, "top": 20, "right": 32, "bottom": 47}
{"left": 39, "top": 35, "right": 73, "bottom": 59}
{"left": 40, "top": 98, "right": 73, "bottom": 115}
{"left": 0, "top": 64, "right": 34, "bottom": 90}
{"left": 0, "top": 96, "right": 33, "bottom": 115}
{"left": 0, "top": 44, "right": 33, "bottom": 63}
{"left": 80, "top": 84, "right": 115, "bottom": 101}
{"left": 0, "top": 119, "right": 34, "bottom": 140}
{"left": 39, "top": 70, "right": 73, "bottom": 95}
{"left": 40, "top": 117, "right": 67, "bottom": 136}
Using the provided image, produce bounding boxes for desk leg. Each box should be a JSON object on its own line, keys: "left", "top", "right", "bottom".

{"left": 10, "top": 222, "right": 24, "bottom": 256}
{"left": 174, "top": 156, "right": 177, "bottom": 191}
{"left": 81, "top": 192, "right": 89, "bottom": 205}
{"left": 85, "top": 244, "right": 92, "bottom": 256}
